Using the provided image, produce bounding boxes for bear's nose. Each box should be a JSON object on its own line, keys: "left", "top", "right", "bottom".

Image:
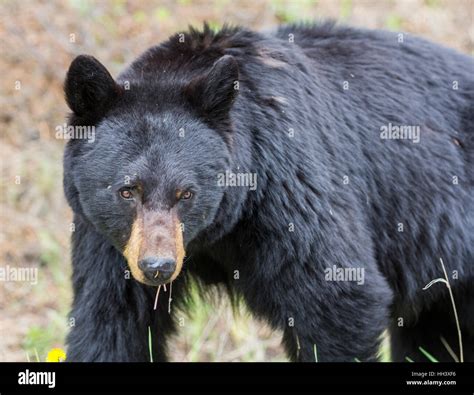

{"left": 138, "top": 257, "right": 176, "bottom": 283}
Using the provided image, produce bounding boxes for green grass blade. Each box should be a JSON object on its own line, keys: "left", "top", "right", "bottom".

{"left": 419, "top": 347, "right": 438, "bottom": 362}
{"left": 148, "top": 326, "right": 153, "bottom": 363}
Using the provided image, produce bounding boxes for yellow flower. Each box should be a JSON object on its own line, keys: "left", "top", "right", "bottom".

{"left": 46, "top": 348, "right": 66, "bottom": 362}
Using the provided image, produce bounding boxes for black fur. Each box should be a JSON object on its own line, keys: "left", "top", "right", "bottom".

{"left": 63, "top": 22, "right": 474, "bottom": 362}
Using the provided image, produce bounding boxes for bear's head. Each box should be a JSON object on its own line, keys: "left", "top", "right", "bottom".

{"left": 63, "top": 54, "right": 239, "bottom": 286}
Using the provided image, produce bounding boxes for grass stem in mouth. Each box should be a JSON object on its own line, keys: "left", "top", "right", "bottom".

{"left": 153, "top": 285, "right": 162, "bottom": 310}
{"left": 168, "top": 282, "right": 173, "bottom": 314}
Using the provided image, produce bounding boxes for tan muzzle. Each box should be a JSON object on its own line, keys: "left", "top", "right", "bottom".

{"left": 123, "top": 208, "right": 185, "bottom": 286}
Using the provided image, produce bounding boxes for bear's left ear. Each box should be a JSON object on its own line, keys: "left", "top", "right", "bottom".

{"left": 187, "top": 55, "right": 239, "bottom": 123}
{"left": 64, "top": 55, "right": 121, "bottom": 119}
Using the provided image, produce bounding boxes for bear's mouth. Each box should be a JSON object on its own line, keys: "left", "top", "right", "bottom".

{"left": 123, "top": 208, "right": 185, "bottom": 287}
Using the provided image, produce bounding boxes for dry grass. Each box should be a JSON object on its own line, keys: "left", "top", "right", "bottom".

{"left": 0, "top": 0, "right": 472, "bottom": 362}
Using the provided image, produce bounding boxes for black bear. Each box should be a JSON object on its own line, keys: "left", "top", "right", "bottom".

{"left": 63, "top": 23, "right": 473, "bottom": 362}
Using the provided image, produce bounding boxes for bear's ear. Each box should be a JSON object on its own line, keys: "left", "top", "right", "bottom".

{"left": 64, "top": 55, "right": 120, "bottom": 118}
{"left": 187, "top": 55, "right": 239, "bottom": 122}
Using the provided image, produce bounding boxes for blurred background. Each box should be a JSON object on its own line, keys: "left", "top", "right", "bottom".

{"left": 0, "top": 0, "right": 473, "bottom": 362}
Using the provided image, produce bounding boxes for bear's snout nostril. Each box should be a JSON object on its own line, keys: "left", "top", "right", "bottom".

{"left": 138, "top": 257, "right": 176, "bottom": 283}
{"left": 155, "top": 258, "right": 176, "bottom": 273}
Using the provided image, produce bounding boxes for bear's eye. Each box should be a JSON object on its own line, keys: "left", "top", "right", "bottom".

{"left": 180, "top": 190, "right": 193, "bottom": 200}
{"left": 119, "top": 187, "right": 134, "bottom": 200}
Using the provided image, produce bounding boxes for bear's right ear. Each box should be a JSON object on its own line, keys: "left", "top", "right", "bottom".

{"left": 64, "top": 55, "right": 120, "bottom": 118}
